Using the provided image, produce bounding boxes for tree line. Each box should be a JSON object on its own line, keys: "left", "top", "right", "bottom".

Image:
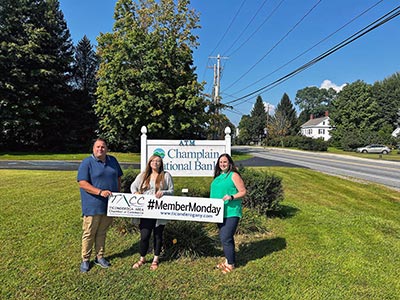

{"left": 1, "top": 0, "right": 399, "bottom": 153}
{"left": 237, "top": 74, "right": 400, "bottom": 150}
{"left": 1, "top": 0, "right": 224, "bottom": 152}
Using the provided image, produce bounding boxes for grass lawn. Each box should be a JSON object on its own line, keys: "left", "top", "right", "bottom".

{"left": 0, "top": 150, "right": 251, "bottom": 163}
{"left": 1, "top": 168, "right": 399, "bottom": 300}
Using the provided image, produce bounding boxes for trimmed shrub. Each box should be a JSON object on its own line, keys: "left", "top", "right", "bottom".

{"left": 163, "top": 221, "right": 217, "bottom": 259}
{"left": 297, "top": 137, "right": 328, "bottom": 151}
{"left": 265, "top": 135, "right": 328, "bottom": 151}
{"left": 237, "top": 207, "right": 269, "bottom": 234}
{"left": 240, "top": 167, "right": 284, "bottom": 214}
{"left": 120, "top": 167, "right": 140, "bottom": 193}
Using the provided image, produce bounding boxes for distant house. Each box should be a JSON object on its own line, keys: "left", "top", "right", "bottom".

{"left": 392, "top": 127, "right": 400, "bottom": 138}
{"left": 300, "top": 112, "right": 332, "bottom": 141}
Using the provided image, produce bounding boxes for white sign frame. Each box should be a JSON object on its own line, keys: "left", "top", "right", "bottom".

{"left": 107, "top": 193, "right": 224, "bottom": 223}
{"left": 140, "top": 126, "right": 231, "bottom": 177}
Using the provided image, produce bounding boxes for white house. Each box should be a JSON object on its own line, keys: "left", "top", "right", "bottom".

{"left": 300, "top": 112, "right": 332, "bottom": 141}
{"left": 392, "top": 127, "right": 400, "bottom": 138}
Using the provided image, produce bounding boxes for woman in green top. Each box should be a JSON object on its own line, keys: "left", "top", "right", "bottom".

{"left": 210, "top": 153, "right": 246, "bottom": 274}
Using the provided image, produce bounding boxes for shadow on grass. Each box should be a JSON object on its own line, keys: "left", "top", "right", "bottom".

{"left": 267, "top": 204, "right": 300, "bottom": 219}
{"left": 237, "top": 237, "right": 286, "bottom": 267}
{"left": 108, "top": 241, "right": 140, "bottom": 261}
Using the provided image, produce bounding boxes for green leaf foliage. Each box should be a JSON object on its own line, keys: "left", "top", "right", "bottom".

{"left": 0, "top": 0, "right": 74, "bottom": 150}
{"left": 274, "top": 93, "right": 298, "bottom": 135}
{"left": 330, "top": 80, "right": 384, "bottom": 149}
{"left": 295, "top": 86, "right": 336, "bottom": 116}
{"left": 95, "top": 0, "right": 208, "bottom": 151}
{"left": 240, "top": 167, "right": 284, "bottom": 214}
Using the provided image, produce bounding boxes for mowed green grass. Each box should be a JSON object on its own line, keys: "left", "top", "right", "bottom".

{"left": 0, "top": 151, "right": 251, "bottom": 163}
{"left": 0, "top": 168, "right": 399, "bottom": 300}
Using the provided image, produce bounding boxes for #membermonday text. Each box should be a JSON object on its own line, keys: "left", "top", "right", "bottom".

{"left": 150, "top": 199, "right": 222, "bottom": 216}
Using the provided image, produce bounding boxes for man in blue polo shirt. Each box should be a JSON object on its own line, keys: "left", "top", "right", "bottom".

{"left": 77, "top": 138, "right": 123, "bottom": 273}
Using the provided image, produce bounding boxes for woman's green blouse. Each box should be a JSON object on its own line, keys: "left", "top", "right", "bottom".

{"left": 210, "top": 172, "right": 242, "bottom": 218}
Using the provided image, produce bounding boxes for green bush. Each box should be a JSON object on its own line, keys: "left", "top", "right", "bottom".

{"left": 163, "top": 221, "right": 217, "bottom": 259}
{"left": 120, "top": 167, "right": 140, "bottom": 193}
{"left": 266, "top": 135, "right": 328, "bottom": 151}
{"left": 297, "top": 137, "right": 328, "bottom": 151}
{"left": 237, "top": 207, "right": 269, "bottom": 234}
{"left": 240, "top": 167, "right": 284, "bottom": 214}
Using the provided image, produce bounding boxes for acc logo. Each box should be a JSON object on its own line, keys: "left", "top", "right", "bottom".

{"left": 153, "top": 148, "right": 165, "bottom": 158}
{"left": 110, "top": 194, "right": 145, "bottom": 207}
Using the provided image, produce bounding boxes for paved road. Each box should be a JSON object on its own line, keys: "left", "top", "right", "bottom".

{"left": 3, "top": 147, "right": 397, "bottom": 190}
{"left": 0, "top": 156, "right": 299, "bottom": 171}
{"left": 0, "top": 160, "right": 140, "bottom": 171}
{"left": 235, "top": 146, "right": 400, "bottom": 190}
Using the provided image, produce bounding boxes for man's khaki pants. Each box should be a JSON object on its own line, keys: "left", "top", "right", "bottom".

{"left": 81, "top": 215, "right": 113, "bottom": 261}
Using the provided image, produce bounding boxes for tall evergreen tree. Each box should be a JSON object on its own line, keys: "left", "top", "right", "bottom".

{"left": 275, "top": 93, "right": 297, "bottom": 135}
{"left": 248, "top": 95, "right": 267, "bottom": 143}
{"left": 72, "top": 35, "right": 99, "bottom": 97}
{"left": 95, "top": 0, "right": 208, "bottom": 151}
{"left": 0, "top": 0, "right": 74, "bottom": 150}
{"left": 66, "top": 35, "right": 100, "bottom": 150}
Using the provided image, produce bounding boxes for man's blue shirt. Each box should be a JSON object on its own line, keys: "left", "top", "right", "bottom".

{"left": 77, "top": 154, "right": 123, "bottom": 216}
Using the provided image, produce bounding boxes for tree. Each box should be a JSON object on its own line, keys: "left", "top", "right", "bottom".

{"left": 295, "top": 86, "right": 336, "bottom": 117}
{"left": 330, "top": 80, "right": 383, "bottom": 149}
{"left": 71, "top": 35, "right": 99, "bottom": 97}
{"left": 274, "top": 93, "right": 297, "bottom": 135}
{"left": 66, "top": 36, "right": 100, "bottom": 150}
{"left": 237, "top": 115, "right": 252, "bottom": 145}
{"left": 0, "top": 0, "right": 74, "bottom": 150}
{"left": 207, "top": 102, "right": 235, "bottom": 140}
{"left": 95, "top": 0, "right": 208, "bottom": 151}
{"left": 249, "top": 95, "right": 267, "bottom": 142}
{"left": 267, "top": 110, "right": 290, "bottom": 145}
{"left": 372, "top": 72, "right": 400, "bottom": 130}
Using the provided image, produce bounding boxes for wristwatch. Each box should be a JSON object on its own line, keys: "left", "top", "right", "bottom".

{"left": 230, "top": 195, "right": 235, "bottom": 200}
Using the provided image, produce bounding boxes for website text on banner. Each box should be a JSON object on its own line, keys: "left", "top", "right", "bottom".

{"left": 107, "top": 193, "right": 224, "bottom": 223}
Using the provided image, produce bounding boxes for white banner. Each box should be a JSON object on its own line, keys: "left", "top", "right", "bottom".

{"left": 107, "top": 193, "right": 224, "bottom": 223}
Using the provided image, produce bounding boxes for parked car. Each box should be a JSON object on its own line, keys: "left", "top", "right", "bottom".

{"left": 356, "top": 144, "right": 391, "bottom": 154}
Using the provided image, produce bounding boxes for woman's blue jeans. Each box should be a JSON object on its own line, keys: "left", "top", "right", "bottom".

{"left": 218, "top": 217, "right": 240, "bottom": 265}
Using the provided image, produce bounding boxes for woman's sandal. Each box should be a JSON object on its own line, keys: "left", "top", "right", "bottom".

{"left": 216, "top": 262, "right": 226, "bottom": 270}
{"left": 221, "top": 264, "right": 234, "bottom": 274}
{"left": 132, "top": 259, "right": 146, "bottom": 269}
{"left": 149, "top": 261, "right": 159, "bottom": 271}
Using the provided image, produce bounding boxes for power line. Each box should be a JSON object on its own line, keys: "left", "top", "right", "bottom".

{"left": 221, "top": 0, "right": 271, "bottom": 56}
{"left": 226, "top": 0, "right": 286, "bottom": 57}
{"left": 225, "top": 5, "right": 400, "bottom": 106}
{"left": 208, "top": 0, "right": 247, "bottom": 57}
{"left": 230, "top": 0, "right": 384, "bottom": 96}
{"left": 224, "top": 0, "right": 323, "bottom": 91}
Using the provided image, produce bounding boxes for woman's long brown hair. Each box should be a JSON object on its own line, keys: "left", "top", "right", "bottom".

{"left": 139, "top": 155, "right": 166, "bottom": 193}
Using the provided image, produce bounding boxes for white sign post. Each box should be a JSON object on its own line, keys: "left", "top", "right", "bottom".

{"left": 107, "top": 193, "right": 224, "bottom": 223}
{"left": 140, "top": 126, "right": 231, "bottom": 177}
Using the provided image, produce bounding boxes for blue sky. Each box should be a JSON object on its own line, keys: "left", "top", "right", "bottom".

{"left": 59, "top": 0, "right": 400, "bottom": 125}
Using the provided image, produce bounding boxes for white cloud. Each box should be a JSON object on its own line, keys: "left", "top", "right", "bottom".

{"left": 320, "top": 80, "right": 346, "bottom": 92}
{"left": 264, "top": 102, "right": 275, "bottom": 115}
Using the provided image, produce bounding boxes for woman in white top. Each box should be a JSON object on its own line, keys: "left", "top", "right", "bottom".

{"left": 130, "top": 154, "right": 174, "bottom": 270}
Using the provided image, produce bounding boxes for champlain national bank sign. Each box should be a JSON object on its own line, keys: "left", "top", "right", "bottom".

{"left": 140, "top": 126, "right": 232, "bottom": 177}
{"left": 106, "top": 126, "right": 231, "bottom": 222}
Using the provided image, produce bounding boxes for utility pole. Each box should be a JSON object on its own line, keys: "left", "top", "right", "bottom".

{"left": 209, "top": 54, "right": 228, "bottom": 114}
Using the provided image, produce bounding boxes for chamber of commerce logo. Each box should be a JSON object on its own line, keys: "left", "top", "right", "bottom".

{"left": 153, "top": 148, "right": 165, "bottom": 158}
